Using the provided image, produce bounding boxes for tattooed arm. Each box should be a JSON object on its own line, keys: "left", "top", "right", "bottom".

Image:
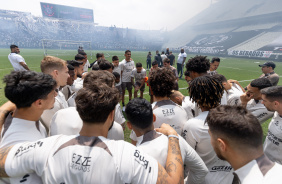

{"left": 0, "top": 146, "right": 13, "bottom": 177}
{"left": 156, "top": 124, "right": 184, "bottom": 184}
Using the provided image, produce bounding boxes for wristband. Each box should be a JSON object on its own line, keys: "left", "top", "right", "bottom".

{"left": 168, "top": 134, "right": 179, "bottom": 140}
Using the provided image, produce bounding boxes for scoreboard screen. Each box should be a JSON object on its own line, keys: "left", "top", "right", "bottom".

{"left": 40, "top": 2, "right": 94, "bottom": 23}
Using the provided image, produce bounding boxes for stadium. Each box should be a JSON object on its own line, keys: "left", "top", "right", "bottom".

{"left": 0, "top": 0, "right": 282, "bottom": 183}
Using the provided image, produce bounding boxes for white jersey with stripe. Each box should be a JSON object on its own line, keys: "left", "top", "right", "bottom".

{"left": 182, "top": 111, "right": 234, "bottom": 184}
{"left": 136, "top": 130, "right": 208, "bottom": 184}
{"left": 0, "top": 114, "right": 46, "bottom": 184}
{"left": 50, "top": 107, "right": 124, "bottom": 141}
{"left": 120, "top": 59, "right": 135, "bottom": 82}
{"left": 5, "top": 135, "right": 158, "bottom": 184}
{"left": 263, "top": 111, "right": 282, "bottom": 164}
{"left": 246, "top": 99, "right": 274, "bottom": 124}
{"left": 234, "top": 154, "right": 282, "bottom": 184}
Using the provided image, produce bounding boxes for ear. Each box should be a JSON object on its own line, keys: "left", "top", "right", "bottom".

{"left": 153, "top": 114, "right": 156, "bottom": 123}
{"left": 217, "top": 138, "right": 227, "bottom": 152}
{"left": 127, "top": 121, "right": 132, "bottom": 130}
{"left": 274, "top": 101, "right": 280, "bottom": 108}
{"left": 33, "top": 99, "right": 43, "bottom": 109}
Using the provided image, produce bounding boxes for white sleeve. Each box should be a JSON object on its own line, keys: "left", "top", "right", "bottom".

{"left": 107, "top": 122, "right": 124, "bottom": 141}
{"left": 131, "top": 70, "right": 135, "bottom": 78}
{"left": 227, "top": 96, "right": 241, "bottom": 106}
{"left": 181, "top": 121, "right": 200, "bottom": 150}
{"left": 179, "top": 137, "right": 208, "bottom": 184}
{"left": 115, "top": 142, "right": 158, "bottom": 184}
{"left": 16, "top": 55, "right": 25, "bottom": 63}
{"left": 5, "top": 136, "right": 59, "bottom": 178}
{"left": 250, "top": 108, "right": 274, "bottom": 124}
{"left": 114, "top": 104, "right": 125, "bottom": 124}
{"left": 41, "top": 100, "right": 62, "bottom": 129}
{"left": 130, "top": 130, "right": 137, "bottom": 141}
{"left": 183, "top": 53, "right": 187, "bottom": 58}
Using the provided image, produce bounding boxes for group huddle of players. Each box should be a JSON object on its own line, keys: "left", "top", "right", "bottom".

{"left": 0, "top": 48, "right": 281, "bottom": 184}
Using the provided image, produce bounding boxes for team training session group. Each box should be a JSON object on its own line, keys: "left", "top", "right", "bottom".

{"left": 0, "top": 45, "right": 281, "bottom": 184}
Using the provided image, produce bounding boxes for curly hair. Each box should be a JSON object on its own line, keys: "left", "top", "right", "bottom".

{"left": 4, "top": 71, "right": 57, "bottom": 108}
{"left": 148, "top": 68, "right": 176, "bottom": 97}
{"left": 185, "top": 55, "right": 210, "bottom": 74}
{"left": 189, "top": 75, "right": 224, "bottom": 109}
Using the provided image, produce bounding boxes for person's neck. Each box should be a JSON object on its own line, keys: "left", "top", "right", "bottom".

{"left": 154, "top": 96, "right": 170, "bottom": 102}
{"left": 134, "top": 125, "right": 154, "bottom": 137}
{"left": 79, "top": 121, "right": 108, "bottom": 138}
{"left": 210, "top": 68, "right": 215, "bottom": 72}
{"left": 200, "top": 107, "right": 210, "bottom": 112}
{"left": 13, "top": 108, "right": 42, "bottom": 121}
{"left": 229, "top": 148, "right": 264, "bottom": 170}
{"left": 126, "top": 58, "right": 131, "bottom": 62}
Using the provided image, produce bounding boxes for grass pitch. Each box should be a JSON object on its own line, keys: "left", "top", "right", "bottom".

{"left": 0, "top": 48, "right": 281, "bottom": 141}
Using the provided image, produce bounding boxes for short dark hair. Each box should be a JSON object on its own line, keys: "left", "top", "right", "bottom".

{"left": 113, "top": 72, "right": 120, "bottom": 78}
{"left": 184, "top": 70, "right": 190, "bottom": 77}
{"left": 4, "top": 71, "right": 56, "bottom": 108}
{"left": 161, "top": 51, "right": 165, "bottom": 54}
{"left": 189, "top": 75, "right": 224, "bottom": 109}
{"left": 250, "top": 78, "right": 272, "bottom": 90}
{"left": 75, "top": 54, "right": 85, "bottom": 61}
{"left": 112, "top": 56, "right": 119, "bottom": 61}
{"left": 78, "top": 51, "right": 87, "bottom": 56}
{"left": 212, "top": 74, "right": 227, "bottom": 83}
{"left": 92, "top": 64, "right": 100, "bottom": 71}
{"left": 163, "top": 58, "right": 170, "bottom": 64}
{"left": 83, "top": 70, "right": 115, "bottom": 88}
{"left": 67, "top": 64, "right": 75, "bottom": 71}
{"left": 96, "top": 53, "right": 104, "bottom": 59}
{"left": 149, "top": 68, "right": 176, "bottom": 97}
{"left": 152, "top": 60, "right": 158, "bottom": 66}
{"left": 136, "top": 63, "right": 142, "bottom": 68}
{"left": 67, "top": 60, "right": 83, "bottom": 67}
{"left": 76, "top": 83, "right": 119, "bottom": 123}
{"left": 211, "top": 57, "right": 220, "bottom": 63}
{"left": 99, "top": 60, "right": 113, "bottom": 71}
{"left": 206, "top": 105, "right": 263, "bottom": 149}
{"left": 186, "top": 55, "right": 210, "bottom": 74}
{"left": 261, "top": 86, "right": 282, "bottom": 102}
{"left": 10, "top": 45, "right": 18, "bottom": 49}
{"left": 125, "top": 50, "right": 131, "bottom": 54}
{"left": 125, "top": 98, "right": 153, "bottom": 130}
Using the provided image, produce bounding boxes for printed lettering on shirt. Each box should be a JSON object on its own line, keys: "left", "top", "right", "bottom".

{"left": 70, "top": 153, "right": 91, "bottom": 172}
{"left": 267, "top": 130, "right": 282, "bottom": 146}
{"left": 15, "top": 141, "right": 44, "bottom": 156}
{"left": 19, "top": 174, "right": 30, "bottom": 183}
{"left": 210, "top": 166, "right": 232, "bottom": 172}
{"left": 134, "top": 150, "right": 152, "bottom": 173}
{"left": 257, "top": 112, "right": 268, "bottom": 119}
{"left": 162, "top": 108, "right": 175, "bottom": 117}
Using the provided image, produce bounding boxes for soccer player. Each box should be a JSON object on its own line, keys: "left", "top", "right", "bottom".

{"left": 185, "top": 55, "right": 210, "bottom": 80}
{"left": 240, "top": 78, "right": 274, "bottom": 124}
{"left": 78, "top": 51, "right": 90, "bottom": 73}
{"left": 207, "top": 105, "right": 282, "bottom": 184}
{"left": 131, "top": 63, "right": 146, "bottom": 98}
{"left": 1, "top": 70, "right": 57, "bottom": 184}
{"left": 177, "top": 48, "right": 187, "bottom": 79}
{"left": 112, "top": 56, "right": 122, "bottom": 95}
{"left": 170, "top": 90, "right": 195, "bottom": 118}
{"left": 207, "top": 57, "right": 220, "bottom": 76}
{"left": 261, "top": 86, "right": 282, "bottom": 164}
{"left": 99, "top": 59, "right": 114, "bottom": 73}
{"left": 126, "top": 98, "right": 208, "bottom": 184}
{"left": 0, "top": 83, "right": 184, "bottom": 184}
{"left": 60, "top": 64, "right": 75, "bottom": 101}
{"left": 212, "top": 74, "right": 244, "bottom": 106}
{"left": 182, "top": 75, "right": 233, "bottom": 184}
{"left": 8, "top": 45, "right": 30, "bottom": 71}
{"left": 149, "top": 60, "right": 159, "bottom": 103}
{"left": 40, "top": 56, "right": 69, "bottom": 131}
{"left": 50, "top": 70, "right": 125, "bottom": 138}
{"left": 163, "top": 58, "right": 179, "bottom": 90}
{"left": 120, "top": 50, "right": 135, "bottom": 109}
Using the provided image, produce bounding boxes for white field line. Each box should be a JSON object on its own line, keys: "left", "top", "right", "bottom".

{"left": 220, "top": 66, "right": 261, "bottom": 73}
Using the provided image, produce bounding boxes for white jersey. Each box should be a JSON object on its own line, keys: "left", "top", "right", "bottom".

{"left": 5, "top": 135, "right": 158, "bottom": 184}
{"left": 113, "top": 65, "right": 122, "bottom": 86}
{"left": 177, "top": 52, "right": 187, "bottom": 64}
{"left": 263, "top": 111, "right": 282, "bottom": 164}
{"left": 226, "top": 83, "right": 244, "bottom": 106}
{"left": 8, "top": 53, "right": 27, "bottom": 71}
{"left": 0, "top": 114, "right": 46, "bottom": 184}
{"left": 182, "top": 96, "right": 196, "bottom": 118}
{"left": 114, "top": 103, "right": 126, "bottom": 125}
{"left": 152, "top": 100, "right": 188, "bottom": 135}
{"left": 67, "top": 92, "right": 76, "bottom": 107}
{"left": 234, "top": 154, "right": 282, "bottom": 184}
{"left": 50, "top": 107, "right": 124, "bottom": 140}
{"left": 41, "top": 91, "right": 68, "bottom": 130}
{"left": 71, "top": 78, "right": 83, "bottom": 93}
{"left": 136, "top": 130, "right": 208, "bottom": 184}
{"left": 120, "top": 59, "right": 135, "bottom": 82}
{"left": 83, "top": 60, "right": 90, "bottom": 72}
{"left": 182, "top": 111, "right": 233, "bottom": 184}
{"left": 220, "top": 90, "right": 227, "bottom": 105}
{"left": 131, "top": 68, "right": 146, "bottom": 83}
{"left": 246, "top": 99, "right": 274, "bottom": 124}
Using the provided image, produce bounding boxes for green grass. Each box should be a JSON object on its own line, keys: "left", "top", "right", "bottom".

{"left": 0, "top": 49, "right": 281, "bottom": 142}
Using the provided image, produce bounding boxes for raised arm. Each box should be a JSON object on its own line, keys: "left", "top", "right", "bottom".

{"left": 0, "top": 101, "right": 16, "bottom": 132}
{"left": 156, "top": 124, "right": 184, "bottom": 184}
{"left": 0, "top": 146, "right": 13, "bottom": 177}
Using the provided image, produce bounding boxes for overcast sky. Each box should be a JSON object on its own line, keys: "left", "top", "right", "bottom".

{"left": 1, "top": 0, "right": 217, "bottom": 31}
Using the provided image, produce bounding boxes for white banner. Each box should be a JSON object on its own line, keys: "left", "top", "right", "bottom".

{"left": 228, "top": 50, "right": 273, "bottom": 58}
